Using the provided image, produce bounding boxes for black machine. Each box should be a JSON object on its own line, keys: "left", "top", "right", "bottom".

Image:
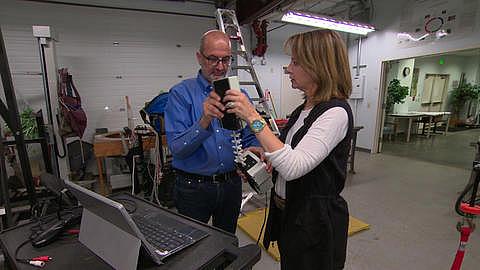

{"left": 139, "top": 93, "right": 175, "bottom": 207}
{"left": 29, "top": 173, "right": 81, "bottom": 248}
{"left": 30, "top": 211, "right": 81, "bottom": 248}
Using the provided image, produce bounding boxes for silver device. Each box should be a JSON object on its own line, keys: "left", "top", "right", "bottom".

{"left": 238, "top": 150, "right": 272, "bottom": 194}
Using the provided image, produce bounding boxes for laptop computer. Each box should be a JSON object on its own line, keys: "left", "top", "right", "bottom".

{"left": 65, "top": 180, "right": 209, "bottom": 268}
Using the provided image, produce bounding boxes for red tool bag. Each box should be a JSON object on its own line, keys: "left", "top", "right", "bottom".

{"left": 57, "top": 68, "right": 87, "bottom": 138}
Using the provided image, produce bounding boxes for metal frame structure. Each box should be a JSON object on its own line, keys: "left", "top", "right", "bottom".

{"left": 33, "top": 26, "right": 61, "bottom": 179}
{"left": 0, "top": 26, "right": 37, "bottom": 225}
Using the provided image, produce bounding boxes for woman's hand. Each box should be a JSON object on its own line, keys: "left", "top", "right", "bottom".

{"left": 236, "top": 146, "right": 273, "bottom": 182}
{"left": 249, "top": 146, "right": 273, "bottom": 173}
{"left": 224, "top": 90, "right": 260, "bottom": 123}
{"left": 245, "top": 146, "right": 273, "bottom": 173}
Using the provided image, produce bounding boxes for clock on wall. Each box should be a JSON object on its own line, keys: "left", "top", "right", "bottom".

{"left": 403, "top": 67, "right": 411, "bottom": 77}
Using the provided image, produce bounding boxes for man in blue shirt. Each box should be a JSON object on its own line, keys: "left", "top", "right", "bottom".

{"left": 164, "top": 30, "right": 259, "bottom": 233}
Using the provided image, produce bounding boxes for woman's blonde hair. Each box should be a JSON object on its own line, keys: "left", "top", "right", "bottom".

{"left": 284, "top": 29, "right": 352, "bottom": 103}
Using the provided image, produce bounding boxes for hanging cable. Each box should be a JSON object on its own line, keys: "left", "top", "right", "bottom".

{"left": 131, "top": 155, "right": 136, "bottom": 196}
{"left": 149, "top": 128, "right": 162, "bottom": 206}
{"left": 256, "top": 193, "right": 269, "bottom": 245}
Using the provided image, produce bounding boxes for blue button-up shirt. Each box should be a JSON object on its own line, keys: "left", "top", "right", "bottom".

{"left": 164, "top": 72, "right": 260, "bottom": 176}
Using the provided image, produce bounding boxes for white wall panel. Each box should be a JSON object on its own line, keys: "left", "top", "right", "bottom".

{"left": 1, "top": 0, "right": 215, "bottom": 142}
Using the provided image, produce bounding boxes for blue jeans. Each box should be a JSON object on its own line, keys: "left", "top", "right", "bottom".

{"left": 174, "top": 173, "right": 242, "bottom": 234}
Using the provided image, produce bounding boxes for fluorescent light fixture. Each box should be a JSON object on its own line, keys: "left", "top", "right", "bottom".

{"left": 281, "top": 10, "right": 375, "bottom": 36}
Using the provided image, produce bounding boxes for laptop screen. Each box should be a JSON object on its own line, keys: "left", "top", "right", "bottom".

{"left": 64, "top": 180, "right": 139, "bottom": 236}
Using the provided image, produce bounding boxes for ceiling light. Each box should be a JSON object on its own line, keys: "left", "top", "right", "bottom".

{"left": 281, "top": 10, "right": 375, "bottom": 36}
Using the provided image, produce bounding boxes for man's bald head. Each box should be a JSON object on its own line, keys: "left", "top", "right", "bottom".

{"left": 199, "top": 30, "right": 230, "bottom": 53}
{"left": 196, "top": 30, "right": 232, "bottom": 83}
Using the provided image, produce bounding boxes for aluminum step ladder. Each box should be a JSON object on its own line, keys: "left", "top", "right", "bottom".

{"left": 215, "top": 9, "right": 279, "bottom": 135}
{"left": 216, "top": 9, "right": 276, "bottom": 213}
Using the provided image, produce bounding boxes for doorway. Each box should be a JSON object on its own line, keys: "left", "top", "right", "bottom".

{"left": 376, "top": 48, "right": 480, "bottom": 169}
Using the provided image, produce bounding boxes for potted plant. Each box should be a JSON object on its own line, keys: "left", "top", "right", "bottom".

{"left": 386, "top": 79, "right": 409, "bottom": 113}
{"left": 4, "top": 107, "right": 38, "bottom": 139}
{"left": 450, "top": 82, "right": 480, "bottom": 126}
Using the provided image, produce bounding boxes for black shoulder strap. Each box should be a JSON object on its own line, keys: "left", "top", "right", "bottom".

{"left": 279, "top": 102, "right": 305, "bottom": 143}
{"left": 290, "top": 99, "right": 352, "bottom": 148}
{"left": 272, "top": 102, "right": 304, "bottom": 183}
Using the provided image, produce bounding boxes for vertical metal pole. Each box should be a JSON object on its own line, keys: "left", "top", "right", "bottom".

{"left": 0, "top": 27, "right": 37, "bottom": 208}
{"left": 36, "top": 38, "right": 60, "bottom": 178}
{"left": 0, "top": 126, "right": 13, "bottom": 228}
{"left": 356, "top": 37, "right": 362, "bottom": 76}
{"left": 36, "top": 110, "right": 53, "bottom": 174}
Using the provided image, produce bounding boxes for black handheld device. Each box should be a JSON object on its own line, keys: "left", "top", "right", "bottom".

{"left": 31, "top": 212, "right": 82, "bottom": 248}
{"left": 213, "top": 76, "right": 241, "bottom": 130}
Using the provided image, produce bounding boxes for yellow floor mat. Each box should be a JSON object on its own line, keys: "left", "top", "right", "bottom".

{"left": 237, "top": 208, "right": 370, "bottom": 261}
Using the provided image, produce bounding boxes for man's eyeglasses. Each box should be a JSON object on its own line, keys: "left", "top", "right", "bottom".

{"left": 200, "top": 52, "right": 233, "bottom": 66}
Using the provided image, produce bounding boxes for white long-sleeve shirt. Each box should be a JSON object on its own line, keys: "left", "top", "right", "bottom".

{"left": 265, "top": 107, "right": 349, "bottom": 199}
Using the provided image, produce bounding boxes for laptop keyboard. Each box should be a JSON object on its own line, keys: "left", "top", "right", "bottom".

{"left": 131, "top": 214, "right": 194, "bottom": 255}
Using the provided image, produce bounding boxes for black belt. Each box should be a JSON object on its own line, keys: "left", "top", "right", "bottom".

{"left": 175, "top": 169, "right": 237, "bottom": 183}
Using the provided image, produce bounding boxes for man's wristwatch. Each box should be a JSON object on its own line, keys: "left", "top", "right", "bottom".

{"left": 249, "top": 118, "right": 267, "bottom": 133}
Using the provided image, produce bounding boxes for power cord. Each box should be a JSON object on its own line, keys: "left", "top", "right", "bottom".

{"left": 148, "top": 129, "right": 163, "bottom": 206}
{"left": 132, "top": 155, "right": 136, "bottom": 195}
{"left": 15, "top": 210, "right": 79, "bottom": 268}
{"left": 14, "top": 239, "right": 46, "bottom": 268}
{"left": 256, "top": 193, "right": 269, "bottom": 245}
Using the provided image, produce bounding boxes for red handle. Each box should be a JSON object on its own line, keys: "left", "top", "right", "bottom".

{"left": 451, "top": 227, "right": 472, "bottom": 270}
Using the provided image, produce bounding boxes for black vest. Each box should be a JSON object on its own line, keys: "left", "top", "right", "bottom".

{"left": 281, "top": 99, "right": 353, "bottom": 206}
{"left": 263, "top": 98, "right": 353, "bottom": 248}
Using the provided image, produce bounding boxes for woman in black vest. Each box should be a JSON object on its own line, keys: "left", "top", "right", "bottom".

{"left": 223, "top": 29, "right": 353, "bottom": 270}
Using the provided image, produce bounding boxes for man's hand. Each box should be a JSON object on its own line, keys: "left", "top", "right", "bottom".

{"left": 236, "top": 169, "right": 248, "bottom": 183}
{"left": 199, "top": 91, "right": 225, "bottom": 129}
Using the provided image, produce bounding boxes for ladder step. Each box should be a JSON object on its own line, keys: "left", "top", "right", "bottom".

{"left": 232, "top": 66, "right": 252, "bottom": 70}
{"left": 234, "top": 50, "right": 247, "bottom": 55}
{"left": 225, "top": 23, "right": 239, "bottom": 28}
{"left": 240, "top": 81, "right": 257, "bottom": 86}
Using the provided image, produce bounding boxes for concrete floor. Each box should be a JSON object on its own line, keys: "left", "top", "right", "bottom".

{"left": 237, "top": 152, "right": 480, "bottom": 269}
{"left": 381, "top": 128, "right": 480, "bottom": 170}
